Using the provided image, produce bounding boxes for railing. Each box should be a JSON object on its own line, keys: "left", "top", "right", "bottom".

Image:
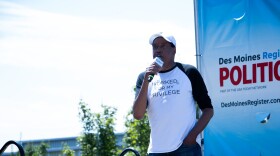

{"left": 0, "top": 140, "right": 25, "bottom": 156}
{"left": 1, "top": 140, "right": 140, "bottom": 156}
{"left": 119, "top": 147, "right": 140, "bottom": 156}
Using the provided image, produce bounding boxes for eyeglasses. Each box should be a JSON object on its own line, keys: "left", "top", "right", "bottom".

{"left": 152, "top": 43, "right": 171, "bottom": 51}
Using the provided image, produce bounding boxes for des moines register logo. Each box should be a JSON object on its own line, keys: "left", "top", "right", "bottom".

{"left": 219, "top": 49, "right": 280, "bottom": 87}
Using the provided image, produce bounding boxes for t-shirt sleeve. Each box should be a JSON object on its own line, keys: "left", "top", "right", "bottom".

{"left": 183, "top": 65, "right": 213, "bottom": 110}
{"left": 135, "top": 72, "right": 145, "bottom": 98}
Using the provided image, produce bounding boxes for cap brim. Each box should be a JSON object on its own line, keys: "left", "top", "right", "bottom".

{"left": 149, "top": 32, "right": 176, "bottom": 46}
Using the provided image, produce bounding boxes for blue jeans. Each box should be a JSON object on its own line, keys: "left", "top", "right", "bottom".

{"left": 148, "top": 143, "right": 202, "bottom": 156}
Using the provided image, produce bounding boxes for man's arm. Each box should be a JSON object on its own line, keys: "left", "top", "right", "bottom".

{"left": 133, "top": 62, "right": 162, "bottom": 120}
{"left": 133, "top": 73, "right": 149, "bottom": 120}
{"left": 183, "top": 108, "right": 214, "bottom": 145}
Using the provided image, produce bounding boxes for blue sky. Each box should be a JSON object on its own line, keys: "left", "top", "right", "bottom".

{"left": 0, "top": 0, "right": 196, "bottom": 151}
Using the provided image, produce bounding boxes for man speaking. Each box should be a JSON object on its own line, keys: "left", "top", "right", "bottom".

{"left": 133, "top": 32, "right": 214, "bottom": 156}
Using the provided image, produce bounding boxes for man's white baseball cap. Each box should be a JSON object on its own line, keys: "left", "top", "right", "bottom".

{"left": 149, "top": 32, "right": 176, "bottom": 47}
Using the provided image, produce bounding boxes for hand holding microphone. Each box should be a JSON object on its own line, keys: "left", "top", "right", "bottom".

{"left": 147, "top": 57, "right": 164, "bottom": 82}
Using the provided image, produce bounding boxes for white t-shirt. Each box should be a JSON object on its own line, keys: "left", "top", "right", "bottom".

{"left": 135, "top": 63, "right": 212, "bottom": 154}
{"left": 146, "top": 66, "right": 196, "bottom": 153}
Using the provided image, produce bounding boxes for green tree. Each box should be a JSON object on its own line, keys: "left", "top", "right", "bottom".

{"left": 24, "top": 144, "right": 36, "bottom": 156}
{"left": 62, "top": 143, "right": 75, "bottom": 156}
{"left": 95, "top": 105, "right": 117, "bottom": 156}
{"left": 123, "top": 87, "right": 150, "bottom": 156}
{"left": 23, "top": 142, "right": 49, "bottom": 156}
{"left": 78, "top": 100, "right": 97, "bottom": 156}
{"left": 36, "top": 142, "right": 49, "bottom": 156}
{"left": 123, "top": 111, "right": 150, "bottom": 156}
{"left": 78, "top": 99, "right": 118, "bottom": 156}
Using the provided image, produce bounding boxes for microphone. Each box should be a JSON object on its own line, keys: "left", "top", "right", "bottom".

{"left": 148, "top": 57, "right": 164, "bottom": 82}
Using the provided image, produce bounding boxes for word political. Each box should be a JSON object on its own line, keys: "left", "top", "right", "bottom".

{"left": 219, "top": 50, "right": 280, "bottom": 87}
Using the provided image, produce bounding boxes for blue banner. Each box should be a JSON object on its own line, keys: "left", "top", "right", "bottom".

{"left": 194, "top": 0, "right": 280, "bottom": 155}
